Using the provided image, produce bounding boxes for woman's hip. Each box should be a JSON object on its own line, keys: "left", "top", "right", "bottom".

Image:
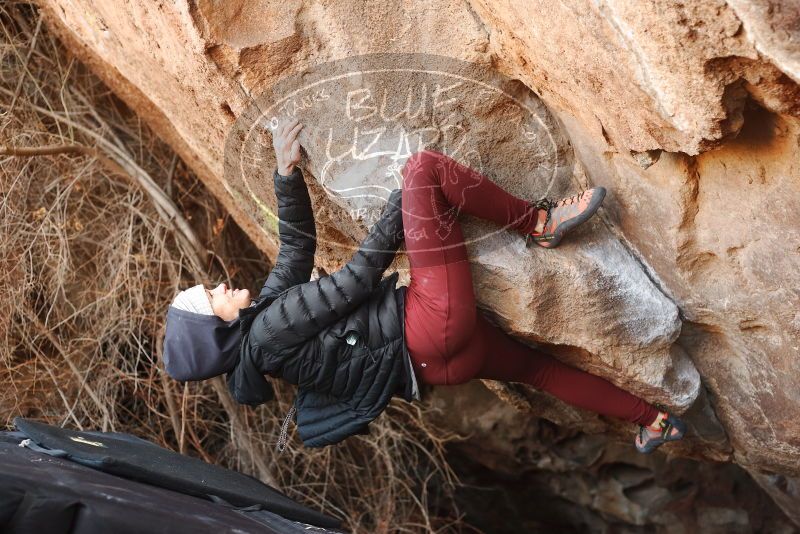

{"left": 404, "top": 283, "right": 488, "bottom": 386}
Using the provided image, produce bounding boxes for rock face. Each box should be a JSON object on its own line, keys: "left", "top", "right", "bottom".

{"left": 36, "top": 0, "right": 800, "bottom": 524}
{"left": 428, "top": 381, "right": 797, "bottom": 533}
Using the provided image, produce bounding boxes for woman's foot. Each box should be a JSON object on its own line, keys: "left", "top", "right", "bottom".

{"left": 526, "top": 187, "right": 606, "bottom": 248}
{"left": 635, "top": 411, "right": 687, "bottom": 454}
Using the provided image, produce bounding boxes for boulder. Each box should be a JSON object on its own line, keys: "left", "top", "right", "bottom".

{"left": 36, "top": 0, "right": 800, "bottom": 521}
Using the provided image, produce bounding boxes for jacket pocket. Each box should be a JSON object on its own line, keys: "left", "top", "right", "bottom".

{"left": 328, "top": 344, "right": 371, "bottom": 399}
{"left": 330, "top": 307, "right": 370, "bottom": 345}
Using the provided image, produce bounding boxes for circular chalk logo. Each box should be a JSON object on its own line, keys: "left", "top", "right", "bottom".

{"left": 224, "top": 53, "right": 570, "bottom": 261}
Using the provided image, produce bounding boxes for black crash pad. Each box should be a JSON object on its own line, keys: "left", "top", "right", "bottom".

{"left": 0, "top": 431, "right": 346, "bottom": 533}
{"left": 9, "top": 418, "right": 342, "bottom": 531}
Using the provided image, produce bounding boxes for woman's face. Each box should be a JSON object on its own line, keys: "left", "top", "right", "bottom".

{"left": 206, "top": 283, "right": 251, "bottom": 321}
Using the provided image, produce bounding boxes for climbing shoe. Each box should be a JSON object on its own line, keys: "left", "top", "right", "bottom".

{"left": 526, "top": 187, "right": 606, "bottom": 248}
{"left": 635, "top": 412, "right": 687, "bottom": 454}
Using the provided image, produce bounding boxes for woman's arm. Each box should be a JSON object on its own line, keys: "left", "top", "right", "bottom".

{"left": 258, "top": 167, "right": 316, "bottom": 300}
{"left": 252, "top": 188, "right": 404, "bottom": 354}
{"left": 256, "top": 119, "right": 316, "bottom": 300}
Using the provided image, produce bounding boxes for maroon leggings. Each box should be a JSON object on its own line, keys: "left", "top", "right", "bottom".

{"left": 400, "top": 150, "right": 659, "bottom": 427}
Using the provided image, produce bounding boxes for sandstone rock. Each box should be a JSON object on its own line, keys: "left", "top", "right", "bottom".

{"left": 470, "top": 0, "right": 800, "bottom": 154}
{"left": 727, "top": 0, "right": 800, "bottom": 83}
{"left": 36, "top": 0, "right": 800, "bottom": 518}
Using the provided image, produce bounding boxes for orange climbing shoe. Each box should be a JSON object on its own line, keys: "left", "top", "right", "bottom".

{"left": 526, "top": 187, "right": 606, "bottom": 248}
{"left": 635, "top": 412, "right": 687, "bottom": 454}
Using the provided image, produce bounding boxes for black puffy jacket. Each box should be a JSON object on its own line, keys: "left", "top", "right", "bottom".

{"left": 227, "top": 167, "right": 415, "bottom": 447}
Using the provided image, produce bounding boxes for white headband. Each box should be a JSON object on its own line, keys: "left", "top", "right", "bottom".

{"left": 171, "top": 284, "right": 214, "bottom": 316}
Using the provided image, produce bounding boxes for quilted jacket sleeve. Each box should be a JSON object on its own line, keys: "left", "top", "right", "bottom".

{"left": 258, "top": 167, "right": 316, "bottom": 300}
{"left": 252, "top": 188, "right": 404, "bottom": 353}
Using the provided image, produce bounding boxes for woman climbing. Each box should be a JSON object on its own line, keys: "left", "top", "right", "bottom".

{"left": 163, "top": 118, "right": 687, "bottom": 454}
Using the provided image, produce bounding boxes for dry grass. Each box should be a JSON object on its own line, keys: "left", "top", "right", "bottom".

{"left": 0, "top": 4, "right": 472, "bottom": 532}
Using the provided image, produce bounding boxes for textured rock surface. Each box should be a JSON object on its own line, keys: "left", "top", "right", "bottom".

{"left": 36, "top": 0, "right": 800, "bottom": 525}
{"left": 428, "top": 381, "right": 797, "bottom": 533}
{"left": 471, "top": 0, "right": 800, "bottom": 153}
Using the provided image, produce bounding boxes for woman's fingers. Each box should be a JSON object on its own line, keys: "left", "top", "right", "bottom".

{"left": 284, "top": 122, "right": 303, "bottom": 163}
{"left": 279, "top": 117, "right": 300, "bottom": 139}
{"left": 286, "top": 124, "right": 303, "bottom": 153}
{"left": 280, "top": 118, "right": 294, "bottom": 136}
{"left": 287, "top": 122, "right": 303, "bottom": 142}
{"left": 274, "top": 118, "right": 302, "bottom": 173}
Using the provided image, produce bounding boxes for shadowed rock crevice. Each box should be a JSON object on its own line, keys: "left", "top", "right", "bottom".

{"left": 429, "top": 381, "right": 796, "bottom": 533}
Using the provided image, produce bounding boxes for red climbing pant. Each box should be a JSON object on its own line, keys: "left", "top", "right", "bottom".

{"left": 400, "top": 150, "right": 660, "bottom": 427}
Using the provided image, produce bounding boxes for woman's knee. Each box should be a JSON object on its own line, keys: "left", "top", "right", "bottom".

{"left": 401, "top": 149, "right": 444, "bottom": 189}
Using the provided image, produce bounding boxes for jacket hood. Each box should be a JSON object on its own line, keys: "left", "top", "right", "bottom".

{"left": 163, "top": 306, "right": 241, "bottom": 381}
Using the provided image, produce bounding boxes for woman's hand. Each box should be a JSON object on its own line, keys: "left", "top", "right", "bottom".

{"left": 273, "top": 118, "right": 303, "bottom": 176}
